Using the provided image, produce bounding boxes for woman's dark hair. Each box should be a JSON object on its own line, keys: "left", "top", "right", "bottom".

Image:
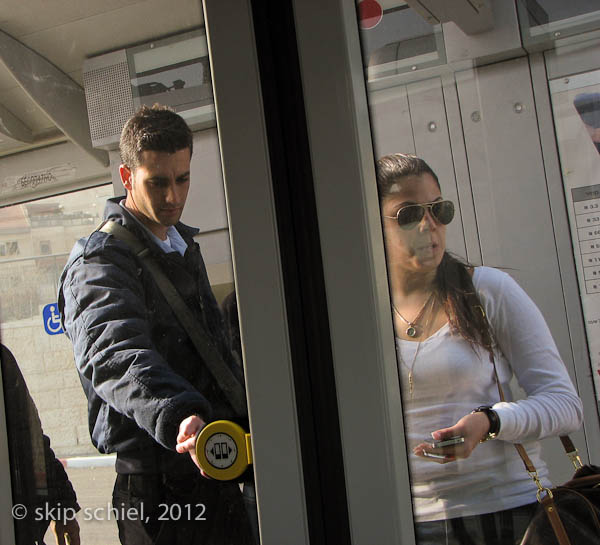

{"left": 375, "top": 153, "right": 490, "bottom": 350}
{"left": 119, "top": 104, "right": 193, "bottom": 170}
{"left": 376, "top": 153, "right": 440, "bottom": 198}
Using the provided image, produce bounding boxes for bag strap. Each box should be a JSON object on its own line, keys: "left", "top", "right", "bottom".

{"left": 465, "top": 268, "right": 582, "bottom": 468}
{"left": 466, "top": 276, "right": 574, "bottom": 545}
{"left": 99, "top": 220, "right": 248, "bottom": 417}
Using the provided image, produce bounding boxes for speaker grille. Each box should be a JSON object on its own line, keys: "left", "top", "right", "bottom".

{"left": 83, "top": 61, "right": 134, "bottom": 148}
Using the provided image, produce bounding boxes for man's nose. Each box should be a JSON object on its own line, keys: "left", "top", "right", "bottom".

{"left": 164, "top": 181, "right": 178, "bottom": 203}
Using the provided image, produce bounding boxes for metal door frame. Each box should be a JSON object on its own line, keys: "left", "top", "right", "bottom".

{"left": 204, "top": 2, "right": 310, "bottom": 543}
{"left": 292, "top": 1, "right": 416, "bottom": 543}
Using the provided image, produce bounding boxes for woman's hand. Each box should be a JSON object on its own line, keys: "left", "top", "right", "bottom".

{"left": 413, "top": 411, "right": 491, "bottom": 464}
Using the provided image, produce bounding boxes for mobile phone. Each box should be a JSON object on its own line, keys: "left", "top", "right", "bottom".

{"left": 431, "top": 436, "right": 465, "bottom": 449}
{"left": 422, "top": 451, "right": 448, "bottom": 460}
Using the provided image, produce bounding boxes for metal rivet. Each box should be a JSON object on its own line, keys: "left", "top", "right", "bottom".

{"left": 471, "top": 111, "right": 481, "bottom": 123}
{"left": 428, "top": 121, "right": 437, "bottom": 132}
{"left": 411, "top": 65, "right": 417, "bottom": 71}
{"left": 554, "top": 31, "right": 561, "bottom": 38}
{"left": 564, "top": 78, "right": 570, "bottom": 84}
{"left": 514, "top": 103, "right": 524, "bottom": 113}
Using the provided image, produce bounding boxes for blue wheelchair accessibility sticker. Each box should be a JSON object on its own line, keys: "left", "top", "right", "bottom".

{"left": 43, "top": 303, "right": 64, "bottom": 335}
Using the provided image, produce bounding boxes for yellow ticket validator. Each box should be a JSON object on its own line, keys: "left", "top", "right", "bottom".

{"left": 195, "top": 420, "right": 253, "bottom": 481}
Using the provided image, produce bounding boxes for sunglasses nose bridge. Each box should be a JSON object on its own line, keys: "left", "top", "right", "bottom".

{"left": 420, "top": 204, "right": 438, "bottom": 228}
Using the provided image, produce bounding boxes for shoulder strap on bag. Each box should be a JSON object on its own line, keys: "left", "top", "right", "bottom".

{"left": 467, "top": 266, "right": 574, "bottom": 545}
{"left": 99, "top": 220, "right": 248, "bottom": 417}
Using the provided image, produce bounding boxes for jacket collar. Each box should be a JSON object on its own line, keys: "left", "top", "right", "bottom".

{"left": 102, "top": 197, "right": 199, "bottom": 250}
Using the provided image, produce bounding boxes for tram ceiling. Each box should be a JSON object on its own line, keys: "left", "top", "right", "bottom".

{"left": 0, "top": 0, "right": 204, "bottom": 163}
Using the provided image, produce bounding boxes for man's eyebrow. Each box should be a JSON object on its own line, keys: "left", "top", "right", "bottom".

{"left": 146, "top": 172, "right": 190, "bottom": 183}
{"left": 147, "top": 175, "right": 169, "bottom": 183}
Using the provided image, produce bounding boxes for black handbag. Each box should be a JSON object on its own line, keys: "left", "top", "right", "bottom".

{"left": 518, "top": 438, "right": 600, "bottom": 545}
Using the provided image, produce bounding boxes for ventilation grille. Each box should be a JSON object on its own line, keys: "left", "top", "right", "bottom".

{"left": 83, "top": 61, "right": 134, "bottom": 149}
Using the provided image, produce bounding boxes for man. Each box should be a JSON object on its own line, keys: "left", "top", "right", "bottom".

{"left": 58, "top": 105, "right": 252, "bottom": 544}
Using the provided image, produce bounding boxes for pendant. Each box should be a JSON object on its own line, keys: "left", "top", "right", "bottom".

{"left": 406, "top": 325, "right": 418, "bottom": 338}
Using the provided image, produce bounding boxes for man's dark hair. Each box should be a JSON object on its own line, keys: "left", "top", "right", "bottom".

{"left": 119, "top": 104, "right": 193, "bottom": 169}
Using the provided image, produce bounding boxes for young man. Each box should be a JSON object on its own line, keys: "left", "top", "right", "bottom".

{"left": 58, "top": 105, "right": 252, "bottom": 544}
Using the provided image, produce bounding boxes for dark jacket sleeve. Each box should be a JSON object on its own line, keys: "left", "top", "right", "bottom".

{"left": 1, "top": 345, "right": 79, "bottom": 514}
{"left": 58, "top": 234, "right": 212, "bottom": 449}
{"left": 43, "top": 434, "right": 80, "bottom": 513}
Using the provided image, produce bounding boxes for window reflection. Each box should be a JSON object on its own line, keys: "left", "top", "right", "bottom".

{"left": 517, "top": 0, "right": 600, "bottom": 46}
{"left": 358, "top": 2, "right": 592, "bottom": 543}
{"left": 359, "top": 1, "right": 445, "bottom": 81}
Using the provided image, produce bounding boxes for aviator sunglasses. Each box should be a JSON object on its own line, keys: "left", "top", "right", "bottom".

{"left": 384, "top": 200, "right": 455, "bottom": 228}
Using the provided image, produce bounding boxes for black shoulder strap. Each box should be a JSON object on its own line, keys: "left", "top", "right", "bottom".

{"left": 99, "top": 220, "right": 248, "bottom": 417}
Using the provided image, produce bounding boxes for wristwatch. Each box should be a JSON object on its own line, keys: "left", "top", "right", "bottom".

{"left": 471, "top": 405, "right": 500, "bottom": 442}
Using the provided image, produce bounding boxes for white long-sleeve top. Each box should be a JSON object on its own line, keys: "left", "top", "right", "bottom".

{"left": 396, "top": 266, "right": 583, "bottom": 522}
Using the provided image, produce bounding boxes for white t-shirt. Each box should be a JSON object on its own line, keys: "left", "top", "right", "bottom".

{"left": 396, "top": 266, "right": 583, "bottom": 522}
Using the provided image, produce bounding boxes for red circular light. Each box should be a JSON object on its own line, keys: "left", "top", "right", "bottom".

{"left": 358, "top": 0, "right": 383, "bottom": 30}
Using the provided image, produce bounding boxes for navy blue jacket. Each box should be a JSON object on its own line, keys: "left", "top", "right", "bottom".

{"left": 58, "top": 198, "right": 241, "bottom": 473}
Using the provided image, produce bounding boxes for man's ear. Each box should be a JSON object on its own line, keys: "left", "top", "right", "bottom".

{"left": 120, "top": 165, "right": 133, "bottom": 191}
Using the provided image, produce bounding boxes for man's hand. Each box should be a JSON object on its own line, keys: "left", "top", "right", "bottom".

{"left": 50, "top": 518, "right": 80, "bottom": 545}
{"left": 176, "top": 415, "right": 206, "bottom": 471}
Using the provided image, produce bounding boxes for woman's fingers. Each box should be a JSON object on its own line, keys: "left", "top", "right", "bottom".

{"left": 416, "top": 411, "right": 492, "bottom": 462}
{"left": 413, "top": 442, "right": 456, "bottom": 463}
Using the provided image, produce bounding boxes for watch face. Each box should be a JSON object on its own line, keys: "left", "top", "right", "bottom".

{"left": 204, "top": 432, "right": 238, "bottom": 469}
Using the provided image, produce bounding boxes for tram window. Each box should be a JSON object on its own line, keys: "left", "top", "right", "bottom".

{"left": 0, "top": 184, "right": 115, "bottom": 543}
{"left": 0, "top": 4, "right": 258, "bottom": 543}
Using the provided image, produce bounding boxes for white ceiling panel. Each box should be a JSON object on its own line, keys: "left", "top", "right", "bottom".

{"left": 0, "top": 0, "right": 204, "bottom": 157}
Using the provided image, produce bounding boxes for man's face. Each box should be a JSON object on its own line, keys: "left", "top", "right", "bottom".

{"left": 121, "top": 148, "right": 191, "bottom": 240}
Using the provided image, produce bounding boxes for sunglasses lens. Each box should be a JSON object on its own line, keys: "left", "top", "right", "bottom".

{"left": 396, "top": 205, "right": 425, "bottom": 227}
{"left": 432, "top": 201, "right": 454, "bottom": 225}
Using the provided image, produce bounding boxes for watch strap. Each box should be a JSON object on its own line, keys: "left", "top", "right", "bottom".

{"left": 471, "top": 405, "right": 500, "bottom": 441}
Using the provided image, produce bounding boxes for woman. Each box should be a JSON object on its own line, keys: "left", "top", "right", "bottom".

{"left": 377, "top": 154, "right": 583, "bottom": 544}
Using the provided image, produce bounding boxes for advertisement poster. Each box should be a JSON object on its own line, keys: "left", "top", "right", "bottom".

{"left": 550, "top": 69, "right": 600, "bottom": 407}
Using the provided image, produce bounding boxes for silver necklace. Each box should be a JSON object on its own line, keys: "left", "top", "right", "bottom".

{"left": 398, "top": 296, "right": 436, "bottom": 397}
{"left": 392, "top": 292, "right": 434, "bottom": 338}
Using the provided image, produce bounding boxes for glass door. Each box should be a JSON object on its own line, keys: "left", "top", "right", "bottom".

{"left": 291, "top": 1, "right": 600, "bottom": 543}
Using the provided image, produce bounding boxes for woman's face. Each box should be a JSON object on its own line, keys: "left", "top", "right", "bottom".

{"left": 381, "top": 173, "right": 447, "bottom": 276}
